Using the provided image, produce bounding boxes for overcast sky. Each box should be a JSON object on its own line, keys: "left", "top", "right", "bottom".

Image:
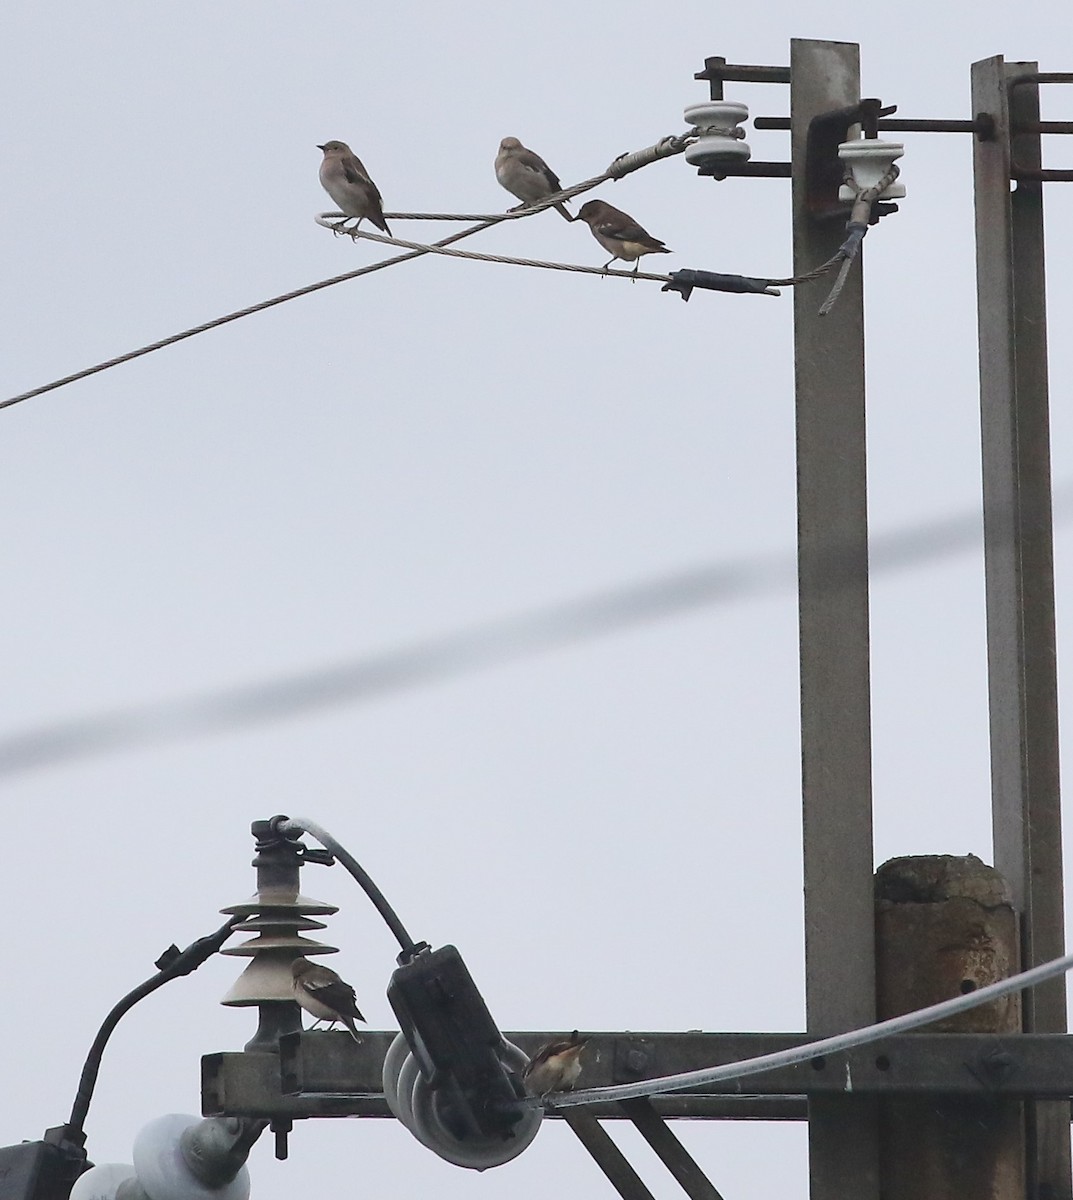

{"left": 4, "top": 3, "right": 1073, "bottom": 1198}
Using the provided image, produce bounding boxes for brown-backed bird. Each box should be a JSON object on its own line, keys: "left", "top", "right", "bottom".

{"left": 576, "top": 199, "right": 671, "bottom": 273}
{"left": 523, "top": 1030, "right": 587, "bottom": 1097}
{"left": 291, "top": 957, "right": 365, "bottom": 1042}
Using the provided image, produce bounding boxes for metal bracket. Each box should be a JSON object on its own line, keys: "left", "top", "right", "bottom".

{"left": 619, "top": 1098, "right": 727, "bottom": 1200}
{"left": 805, "top": 98, "right": 898, "bottom": 220}
{"left": 1009, "top": 73, "right": 1073, "bottom": 181}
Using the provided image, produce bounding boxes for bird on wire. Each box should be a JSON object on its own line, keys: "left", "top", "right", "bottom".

{"left": 495, "top": 137, "right": 573, "bottom": 221}
{"left": 291, "top": 956, "right": 365, "bottom": 1042}
{"left": 317, "top": 140, "right": 392, "bottom": 235}
{"left": 523, "top": 1030, "right": 588, "bottom": 1097}
{"left": 576, "top": 199, "right": 671, "bottom": 274}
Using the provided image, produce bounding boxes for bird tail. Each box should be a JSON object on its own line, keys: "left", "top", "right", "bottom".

{"left": 554, "top": 202, "right": 573, "bottom": 222}
{"left": 344, "top": 1017, "right": 363, "bottom": 1043}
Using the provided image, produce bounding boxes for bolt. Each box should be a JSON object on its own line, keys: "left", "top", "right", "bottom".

{"left": 624, "top": 1048, "right": 648, "bottom": 1075}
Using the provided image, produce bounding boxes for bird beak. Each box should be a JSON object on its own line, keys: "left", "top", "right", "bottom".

{"left": 316, "top": 144, "right": 326, "bottom": 151}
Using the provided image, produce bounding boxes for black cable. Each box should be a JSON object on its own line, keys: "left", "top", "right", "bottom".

{"left": 64, "top": 916, "right": 241, "bottom": 1143}
{"left": 276, "top": 816, "right": 424, "bottom": 960}
{"left": 3, "top": 485, "right": 1071, "bottom": 779}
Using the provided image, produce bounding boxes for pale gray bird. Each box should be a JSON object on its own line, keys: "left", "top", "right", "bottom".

{"left": 577, "top": 199, "right": 671, "bottom": 273}
{"left": 523, "top": 1031, "right": 587, "bottom": 1097}
{"left": 291, "top": 957, "right": 365, "bottom": 1042}
{"left": 495, "top": 137, "right": 572, "bottom": 221}
{"left": 317, "top": 140, "right": 391, "bottom": 235}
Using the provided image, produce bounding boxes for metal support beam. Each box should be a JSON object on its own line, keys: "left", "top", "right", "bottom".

{"left": 561, "top": 1107, "right": 657, "bottom": 1200}
{"left": 205, "top": 1030, "right": 1073, "bottom": 1124}
{"left": 619, "top": 1098, "right": 727, "bottom": 1200}
{"left": 972, "top": 55, "right": 1071, "bottom": 1200}
{"left": 790, "top": 37, "right": 879, "bottom": 1200}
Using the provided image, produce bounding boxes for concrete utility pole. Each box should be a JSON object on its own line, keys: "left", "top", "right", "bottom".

{"left": 789, "top": 37, "right": 878, "bottom": 1200}
{"left": 201, "top": 43, "right": 1073, "bottom": 1200}
{"left": 972, "top": 56, "right": 1070, "bottom": 1200}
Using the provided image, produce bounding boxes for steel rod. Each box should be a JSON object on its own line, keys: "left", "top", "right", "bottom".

{"left": 561, "top": 1107, "right": 658, "bottom": 1200}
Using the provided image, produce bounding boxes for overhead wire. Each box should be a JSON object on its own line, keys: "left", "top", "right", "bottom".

{"left": 3, "top": 126, "right": 885, "bottom": 410}
{"left": 4, "top": 485, "right": 1071, "bottom": 778}
{"left": 528, "top": 946, "right": 1073, "bottom": 1109}
{"left": 321, "top": 221, "right": 682, "bottom": 286}
{"left": 0, "top": 135, "right": 691, "bottom": 414}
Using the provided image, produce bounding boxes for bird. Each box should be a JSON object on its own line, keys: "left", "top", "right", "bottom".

{"left": 576, "top": 199, "right": 671, "bottom": 274}
{"left": 495, "top": 137, "right": 573, "bottom": 221}
{"left": 291, "top": 957, "right": 365, "bottom": 1042}
{"left": 523, "top": 1031, "right": 587, "bottom": 1097}
{"left": 317, "top": 140, "right": 391, "bottom": 235}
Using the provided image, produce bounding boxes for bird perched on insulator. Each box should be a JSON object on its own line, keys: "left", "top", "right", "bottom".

{"left": 291, "top": 957, "right": 365, "bottom": 1042}
{"left": 523, "top": 1030, "right": 588, "bottom": 1097}
{"left": 576, "top": 199, "right": 671, "bottom": 274}
{"left": 317, "top": 140, "right": 392, "bottom": 235}
{"left": 495, "top": 137, "right": 573, "bottom": 221}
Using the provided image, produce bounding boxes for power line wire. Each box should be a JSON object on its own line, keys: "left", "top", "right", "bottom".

{"left": 1, "top": 136, "right": 691, "bottom": 414}
{"left": 4, "top": 488, "right": 1062, "bottom": 778}
{"left": 530, "top": 946, "right": 1073, "bottom": 1108}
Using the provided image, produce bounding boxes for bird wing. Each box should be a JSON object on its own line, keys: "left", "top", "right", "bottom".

{"left": 306, "top": 974, "right": 362, "bottom": 1018}
{"left": 595, "top": 215, "right": 661, "bottom": 248}
{"left": 341, "top": 156, "right": 372, "bottom": 186}
{"left": 524, "top": 1040, "right": 573, "bottom": 1075}
{"left": 517, "top": 148, "right": 562, "bottom": 193}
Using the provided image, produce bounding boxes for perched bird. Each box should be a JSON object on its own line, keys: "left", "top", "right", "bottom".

{"left": 291, "top": 957, "right": 365, "bottom": 1042}
{"left": 495, "top": 137, "right": 573, "bottom": 222}
{"left": 576, "top": 199, "right": 671, "bottom": 274}
{"left": 317, "top": 140, "right": 391, "bottom": 235}
{"left": 523, "top": 1031, "right": 587, "bottom": 1097}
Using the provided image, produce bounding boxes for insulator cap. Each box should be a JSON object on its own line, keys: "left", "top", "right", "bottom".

{"left": 838, "top": 138, "right": 906, "bottom": 201}
{"left": 684, "top": 102, "right": 751, "bottom": 169}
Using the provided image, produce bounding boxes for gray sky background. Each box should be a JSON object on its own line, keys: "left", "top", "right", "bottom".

{"left": 4, "top": 3, "right": 1073, "bottom": 1198}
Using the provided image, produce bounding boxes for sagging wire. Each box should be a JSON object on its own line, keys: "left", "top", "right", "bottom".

{"left": 318, "top": 221, "right": 782, "bottom": 297}
{"left": 6, "top": 478, "right": 1066, "bottom": 780}
{"left": 523, "top": 944, "right": 1073, "bottom": 1109}
{"left": 0, "top": 134, "right": 695, "bottom": 414}
{"left": 2, "top": 131, "right": 901, "bottom": 412}
{"left": 321, "top": 154, "right": 900, "bottom": 308}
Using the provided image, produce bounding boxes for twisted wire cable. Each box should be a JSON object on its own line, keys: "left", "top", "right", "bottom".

{"left": 1, "top": 135, "right": 696, "bottom": 413}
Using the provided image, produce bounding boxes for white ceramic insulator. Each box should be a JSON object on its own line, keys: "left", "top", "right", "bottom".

{"left": 382, "top": 1032, "right": 542, "bottom": 1170}
{"left": 69, "top": 1164, "right": 138, "bottom": 1200}
{"left": 838, "top": 138, "right": 906, "bottom": 201}
{"left": 683, "top": 101, "right": 752, "bottom": 166}
{"left": 132, "top": 1115, "right": 250, "bottom": 1200}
